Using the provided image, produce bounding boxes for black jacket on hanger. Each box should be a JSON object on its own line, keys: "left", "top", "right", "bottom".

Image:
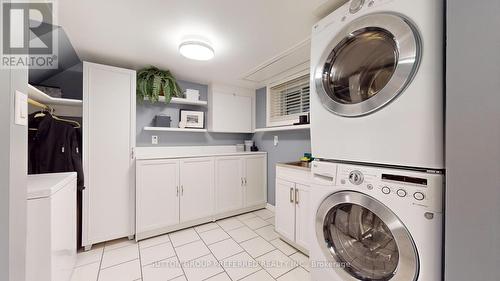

{"left": 28, "top": 113, "right": 85, "bottom": 190}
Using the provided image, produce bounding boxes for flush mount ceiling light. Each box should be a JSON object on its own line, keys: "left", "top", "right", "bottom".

{"left": 179, "top": 41, "right": 215, "bottom": 61}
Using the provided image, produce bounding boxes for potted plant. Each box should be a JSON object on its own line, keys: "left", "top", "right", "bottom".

{"left": 137, "top": 66, "right": 183, "bottom": 103}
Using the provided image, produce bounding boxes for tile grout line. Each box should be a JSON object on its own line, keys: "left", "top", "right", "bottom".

{"left": 99, "top": 258, "right": 141, "bottom": 271}
{"left": 169, "top": 232, "right": 194, "bottom": 281}
{"left": 234, "top": 210, "right": 301, "bottom": 280}
{"left": 89, "top": 209, "right": 288, "bottom": 281}
{"left": 96, "top": 244, "right": 105, "bottom": 281}
{"left": 215, "top": 215, "right": 281, "bottom": 281}
{"left": 192, "top": 225, "right": 236, "bottom": 281}
{"left": 138, "top": 239, "right": 144, "bottom": 281}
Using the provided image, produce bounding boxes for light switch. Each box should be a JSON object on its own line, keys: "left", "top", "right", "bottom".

{"left": 274, "top": 135, "right": 279, "bottom": 146}
{"left": 15, "top": 90, "right": 28, "bottom": 126}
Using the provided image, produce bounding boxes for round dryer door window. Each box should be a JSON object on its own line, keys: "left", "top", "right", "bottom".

{"left": 314, "top": 14, "right": 420, "bottom": 117}
{"left": 316, "top": 191, "right": 419, "bottom": 281}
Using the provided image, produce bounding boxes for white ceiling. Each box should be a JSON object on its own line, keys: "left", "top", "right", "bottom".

{"left": 57, "top": 0, "right": 340, "bottom": 88}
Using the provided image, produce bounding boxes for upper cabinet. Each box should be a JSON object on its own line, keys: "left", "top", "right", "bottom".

{"left": 208, "top": 83, "right": 254, "bottom": 133}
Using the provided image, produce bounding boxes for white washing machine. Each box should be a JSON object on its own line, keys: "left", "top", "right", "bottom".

{"left": 310, "top": 0, "right": 444, "bottom": 169}
{"left": 309, "top": 160, "right": 443, "bottom": 281}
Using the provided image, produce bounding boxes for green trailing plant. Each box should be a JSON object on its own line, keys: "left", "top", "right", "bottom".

{"left": 137, "top": 66, "right": 183, "bottom": 103}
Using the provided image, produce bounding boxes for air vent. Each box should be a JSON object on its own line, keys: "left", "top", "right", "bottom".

{"left": 241, "top": 39, "right": 311, "bottom": 85}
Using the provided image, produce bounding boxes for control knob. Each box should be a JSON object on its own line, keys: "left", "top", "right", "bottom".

{"left": 348, "top": 170, "right": 364, "bottom": 185}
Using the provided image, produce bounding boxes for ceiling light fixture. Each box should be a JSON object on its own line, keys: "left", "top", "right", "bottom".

{"left": 179, "top": 40, "right": 215, "bottom": 61}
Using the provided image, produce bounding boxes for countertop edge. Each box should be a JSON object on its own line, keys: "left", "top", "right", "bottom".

{"left": 276, "top": 162, "right": 311, "bottom": 172}
{"left": 136, "top": 151, "right": 268, "bottom": 160}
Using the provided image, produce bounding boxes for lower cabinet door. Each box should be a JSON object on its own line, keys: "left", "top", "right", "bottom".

{"left": 136, "top": 160, "right": 180, "bottom": 234}
{"left": 180, "top": 158, "right": 215, "bottom": 222}
{"left": 215, "top": 157, "right": 244, "bottom": 213}
{"left": 275, "top": 179, "right": 296, "bottom": 241}
{"left": 294, "top": 184, "right": 310, "bottom": 251}
{"left": 244, "top": 155, "right": 267, "bottom": 207}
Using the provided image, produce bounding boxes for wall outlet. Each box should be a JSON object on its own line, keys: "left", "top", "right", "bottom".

{"left": 152, "top": 135, "right": 159, "bottom": 145}
{"left": 274, "top": 135, "right": 279, "bottom": 146}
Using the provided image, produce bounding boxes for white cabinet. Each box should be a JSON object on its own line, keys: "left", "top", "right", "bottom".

{"left": 180, "top": 158, "right": 215, "bottom": 222}
{"left": 215, "top": 155, "right": 267, "bottom": 214}
{"left": 136, "top": 160, "right": 180, "bottom": 234}
{"left": 244, "top": 155, "right": 267, "bottom": 207}
{"left": 208, "top": 84, "right": 254, "bottom": 133}
{"left": 215, "top": 156, "right": 244, "bottom": 213}
{"left": 83, "top": 62, "right": 136, "bottom": 248}
{"left": 275, "top": 166, "right": 311, "bottom": 254}
{"left": 137, "top": 153, "right": 267, "bottom": 240}
{"left": 294, "top": 184, "right": 310, "bottom": 251}
{"left": 275, "top": 179, "right": 296, "bottom": 241}
{"left": 136, "top": 158, "right": 215, "bottom": 237}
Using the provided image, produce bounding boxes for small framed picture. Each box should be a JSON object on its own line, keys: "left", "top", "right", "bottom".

{"left": 179, "top": 110, "right": 204, "bottom": 129}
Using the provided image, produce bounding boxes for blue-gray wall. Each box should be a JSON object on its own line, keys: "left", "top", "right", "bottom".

{"left": 445, "top": 0, "right": 500, "bottom": 280}
{"left": 136, "top": 80, "right": 251, "bottom": 146}
{"left": 253, "top": 88, "right": 312, "bottom": 205}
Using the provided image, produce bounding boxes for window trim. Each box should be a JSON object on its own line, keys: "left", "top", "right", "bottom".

{"left": 266, "top": 69, "right": 310, "bottom": 127}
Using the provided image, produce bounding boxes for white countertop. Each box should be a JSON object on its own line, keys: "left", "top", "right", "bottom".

{"left": 135, "top": 145, "right": 267, "bottom": 160}
{"left": 27, "top": 172, "right": 77, "bottom": 199}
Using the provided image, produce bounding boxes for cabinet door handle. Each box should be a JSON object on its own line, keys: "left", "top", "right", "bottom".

{"left": 290, "top": 188, "right": 294, "bottom": 203}
{"left": 181, "top": 185, "right": 184, "bottom": 196}
{"left": 176, "top": 186, "right": 179, "bottom": 197}
{"left": 241, "top": 177, "right": 244, "bottom": 186}
{"left": 244, "top": 177, "right": 247, "bottom": 186}
{"left": 295, "top": 188, "right": 299, "bottom": 205}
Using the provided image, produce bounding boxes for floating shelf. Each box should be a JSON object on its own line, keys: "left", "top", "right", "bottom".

{"left": 146, "top": 96, "right": 208, "bottom": 106}
{"left": 28, "top": 84, "right": 82, "bottom": 106}
{"left": 143, "top": 127, "right": 208, "bottom": 133}
{"left": 253, "top": 124, "right": 310, "bottom": 132}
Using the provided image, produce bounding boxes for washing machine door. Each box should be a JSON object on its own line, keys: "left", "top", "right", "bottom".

{"left": 314, "top": 13, "right": 420, "bottom": 117}
{"left": 316, "top": 191, "right": 419, "bottom": 281}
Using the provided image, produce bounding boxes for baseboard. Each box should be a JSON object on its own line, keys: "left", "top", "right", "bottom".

{"left": 266, "top": 203, "right": 275, "bottom": 212}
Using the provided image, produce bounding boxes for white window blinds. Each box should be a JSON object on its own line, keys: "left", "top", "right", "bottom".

{"left": 269, "top": 74, "right": 310, "bottom": 124}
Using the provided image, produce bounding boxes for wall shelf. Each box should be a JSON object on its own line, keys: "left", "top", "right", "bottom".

{"left": 253, "top": 124, "right": 310, "bottom": 132}
{"left": 146, "top": 96, "right": 208, "bottom": 106}
{"left": 143, "top": 127, "right": 208, "bottom": 133}
{"left": 28, "top": 84, "right": 82, "bottom": 106}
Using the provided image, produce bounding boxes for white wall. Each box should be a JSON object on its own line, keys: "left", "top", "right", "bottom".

{"left": 0, "top": 66, "right": 28, "bottom": 280}
{"left": 445, "top": 0, "right": 500, "bottom": 280}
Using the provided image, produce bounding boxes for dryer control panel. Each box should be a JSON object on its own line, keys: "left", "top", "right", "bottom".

{"left": 336, "top": 164, "right": 444, "bottom": 213}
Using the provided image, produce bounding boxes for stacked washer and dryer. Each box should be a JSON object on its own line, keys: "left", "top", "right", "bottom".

{"left": 308, "top": 0, "right": 444, "bottom": 281}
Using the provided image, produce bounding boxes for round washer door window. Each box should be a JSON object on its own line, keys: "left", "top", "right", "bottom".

{"left": 314, "top": 14, "right": 420, "bottom": 117}
{"left": 316, "top": 191, "right": 419, "bottom": 281}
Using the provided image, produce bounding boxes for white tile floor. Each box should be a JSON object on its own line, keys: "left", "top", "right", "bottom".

{"left": 71, "top": 208, "right": 311, "bottom": 281}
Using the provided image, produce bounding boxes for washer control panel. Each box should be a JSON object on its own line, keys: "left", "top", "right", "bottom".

{"left": 336, "top": 164, "right": 444, "bottom": 213}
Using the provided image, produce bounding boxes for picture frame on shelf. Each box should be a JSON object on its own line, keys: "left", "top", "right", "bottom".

{"left": 179, "top": 110, "right": 204, "bottom": 129}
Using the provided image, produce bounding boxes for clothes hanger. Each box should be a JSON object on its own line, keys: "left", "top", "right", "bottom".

{"left": 52, "top": 114, "right": 81, "bottom": 129}
{"left": 28, "top": 98, "right": 81, "bottom": 129}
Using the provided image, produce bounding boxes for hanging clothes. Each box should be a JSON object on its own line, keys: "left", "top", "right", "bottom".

{"left": 28, "top": 112, "right": 85, "bottom": 190}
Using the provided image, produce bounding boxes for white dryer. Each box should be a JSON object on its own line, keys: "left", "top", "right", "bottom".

{"left": 309, "top": 160, "right": 443, "bottom": 281}
{"left": 310, "top": 0, "right": 444, "bottom": 169}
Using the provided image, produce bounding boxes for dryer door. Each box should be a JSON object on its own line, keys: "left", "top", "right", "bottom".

{"left": 315, "top": 191, "right": 419, "bottom": 281}
{"left": 314, "top": 13, "right": 420, "bottom": 117}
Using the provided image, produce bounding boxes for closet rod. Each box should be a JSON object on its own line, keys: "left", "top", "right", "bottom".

{"left": 28, "top": 98, "right": 50, "bottom": 110}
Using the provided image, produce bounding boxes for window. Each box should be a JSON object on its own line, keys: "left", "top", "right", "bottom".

{"left": 268, "top": 74, "right": 310, "bottom": 127}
